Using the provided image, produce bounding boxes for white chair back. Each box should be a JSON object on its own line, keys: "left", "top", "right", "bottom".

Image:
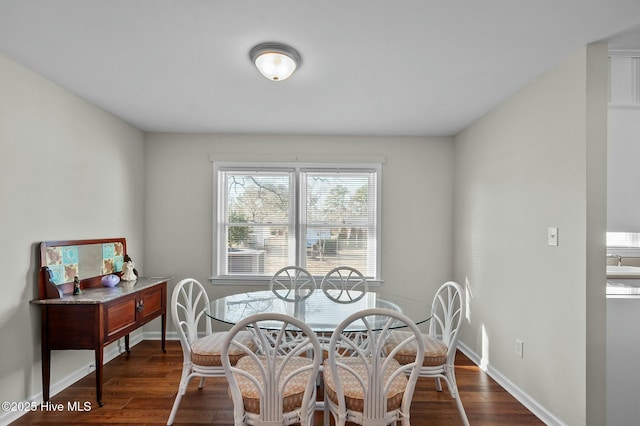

{"left": 172, "top": 278, "right": 212, "bottom": 358}
{"left": 321, "top": 266, "right": 368, "bottom": 303}
{"left": 429, "top": 281, "right": 466, "bottom": 366}
{"left": 222, "top": 313, "right": 322, "bottom": 426}
{"left": 270, "top": 266, "right": 316, "bottom": 301}
{"left": 324, "top": 308, "right": 424, "bottom": 426}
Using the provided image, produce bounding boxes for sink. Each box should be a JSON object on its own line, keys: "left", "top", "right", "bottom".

{"left": 607, "top": 265, "right": 640, "bottom": 278}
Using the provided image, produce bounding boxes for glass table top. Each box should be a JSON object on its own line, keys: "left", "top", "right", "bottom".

{"left": 206, "top": 289, "right": 430, "bottom": 332}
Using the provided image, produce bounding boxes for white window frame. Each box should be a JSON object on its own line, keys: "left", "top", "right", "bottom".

{"left": 211, "top": 159, "right": 382, "bottom": 285}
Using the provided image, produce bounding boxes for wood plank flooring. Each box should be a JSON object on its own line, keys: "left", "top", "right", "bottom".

{"left": 11, "top": 340, "right": 544, "bottom": 425}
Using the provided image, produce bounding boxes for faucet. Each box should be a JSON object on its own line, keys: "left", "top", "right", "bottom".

{"left": 607, "top": 254, "right": 622, "bottom": 266}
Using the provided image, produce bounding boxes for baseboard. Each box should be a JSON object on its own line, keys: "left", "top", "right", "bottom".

{"left": 144, "top": 330, "right": 179, "bottom": 340}
{"left": 457, "top": 342, "right": 566, "bottom": 426}
{"left": 0, "top": 332, "right": 147, "bottom": 425}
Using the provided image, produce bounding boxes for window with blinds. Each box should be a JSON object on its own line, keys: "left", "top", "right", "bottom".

{"left": 607, "top": 232, "right": 640, "bottom": 247}
{"left": 215, "top": 165, "right": 379, "bottom": 280}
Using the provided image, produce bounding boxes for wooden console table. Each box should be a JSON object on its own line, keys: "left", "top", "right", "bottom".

{"left": 31, "top": 238, "right": 171, "bottom": 406}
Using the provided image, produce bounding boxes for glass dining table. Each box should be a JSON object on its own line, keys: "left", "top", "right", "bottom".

{"left": 206, "top": 288, "right": 430, "bottom": 332}
{"left": 206, "top": 288, "right": 430, "bottom": 426}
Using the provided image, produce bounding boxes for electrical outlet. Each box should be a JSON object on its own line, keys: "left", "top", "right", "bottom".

{"left": 515, "top": 338, "right": 524, "bottom": 358}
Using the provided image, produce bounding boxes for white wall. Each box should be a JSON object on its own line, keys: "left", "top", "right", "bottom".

{"left": 0, "top": 54, "right": 145, "bottom": 411}
{"left": 608, "top": 108, "right": 640, "bottom": 231}
{"left": 607, "top": 297, "right": 640, "bottom": 425}
{"left": 453, "top": 44, "right": 608, "bottom": 426}
{"left": 608, "top": 51, "right": 640, "bottom": 232}
{"left": 143, "top": 133, "right": 455, "bottom": 321}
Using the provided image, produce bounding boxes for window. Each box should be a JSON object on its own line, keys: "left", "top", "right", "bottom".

{"left": 214, "top": 164, "right": 380, "bottom": 281}
{"left": 607, "top": 232, "right": 640, "bottom": 248}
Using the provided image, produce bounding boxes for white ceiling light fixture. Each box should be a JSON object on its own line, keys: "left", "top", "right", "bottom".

{"left": 250, "top": 42, "right": 301, "bottom": 82}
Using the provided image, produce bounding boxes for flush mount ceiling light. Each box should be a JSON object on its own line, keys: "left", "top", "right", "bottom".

{"left": 250, "top": 42, "right": 301, "bottom": 82}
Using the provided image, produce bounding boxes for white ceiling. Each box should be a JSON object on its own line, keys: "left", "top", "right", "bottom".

{"left": 1, "top": 0, "right": 640, "bottom": 137}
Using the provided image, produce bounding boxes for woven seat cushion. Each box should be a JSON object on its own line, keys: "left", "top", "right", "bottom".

{"left": 383, "top": 331, "right": 448, "bottom": 366}
{"left": 233, "top": 355, "right": 314, "bottom": 414}
{"left": 322, "top": 357, "right": 408, "bottom": 412}
{"left": 191, "top": 330, "right": 256, "bottom": 367}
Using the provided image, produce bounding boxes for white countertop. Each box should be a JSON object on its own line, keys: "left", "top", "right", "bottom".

{"left": 607, "top": 265, "right": 640, "bottom": 278}
{"left": 30, "top": 276, "right": 172, "bottom": 304}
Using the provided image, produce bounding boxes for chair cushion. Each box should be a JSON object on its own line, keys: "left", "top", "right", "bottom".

{"left": 233, "top": 355, "right": 314, "bottom": 414}
{"left": 383, "top": 331, "right": 448, "bottom": 366}
{"left": 191, "top": 331, "right": 256, "bottom": 367}
{"left": 322, "top": 357, "right": 408, "bottom": 412}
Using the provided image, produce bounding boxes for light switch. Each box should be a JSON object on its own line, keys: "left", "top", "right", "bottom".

{"left": 548, "top": 227, "right": 558, "bottom": 246}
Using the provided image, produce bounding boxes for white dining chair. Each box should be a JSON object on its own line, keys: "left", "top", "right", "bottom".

{"left": 269, "top": 266, "right": 316, "bottom": 301}
{"left": 320, "top": 266, "right": 368, "bottom": 303}
{"left": 323, "top": 308, "right": 425, "bottom": 426}
{"left": 167, "top": 278, "right": 256, "bottom": 425}
{"left": 318, "top": 266, "right": 370, "bottom": 355}
{"left": 222, "top": 312, "right": 323, "bottom": 426}
{"left": 383, "top": 281, "right": 470, "bottom": 426}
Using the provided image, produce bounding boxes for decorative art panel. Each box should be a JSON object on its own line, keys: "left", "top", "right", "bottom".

{"left": 102, "top": 242, "right": 123, "bottom": 274}
{"left": 40, "top": 238, "right": 127, "bottom": 287}
{"left": 45, "top": 245, "right": 79, "bottom": 284}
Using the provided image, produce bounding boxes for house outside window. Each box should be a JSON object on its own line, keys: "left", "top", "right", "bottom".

{"left": 214, "top": 163, "right": 380, "bottom": 282}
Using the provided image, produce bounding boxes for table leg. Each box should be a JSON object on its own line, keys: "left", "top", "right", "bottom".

{"left": 161, "top": 312, "right": 166, "bottom": 353}
{"left": 41, "top": 338, "right": 50, "bottom": 402}
{"left": 94, "top": 348, "right": 104, "bottom": 407}
{"left": 124, "top": 334, "right": 130, "bottom": 353}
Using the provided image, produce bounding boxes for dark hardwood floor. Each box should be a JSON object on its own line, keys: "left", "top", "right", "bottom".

{"left": 11, "top": 340, "right": 544, "bottom": 425}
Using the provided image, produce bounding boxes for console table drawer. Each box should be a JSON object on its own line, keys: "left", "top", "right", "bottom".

{"left": 139, "top": 285, "right": 164, "bottom": 322}
{"left": 105, "top": 296, "right": 138, "bottom": 339}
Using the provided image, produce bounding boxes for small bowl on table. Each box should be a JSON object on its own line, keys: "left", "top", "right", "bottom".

{"left": 101, "top": 274, "right": 121, "bottom": 287}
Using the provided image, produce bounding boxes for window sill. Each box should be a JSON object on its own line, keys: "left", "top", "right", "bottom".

{"left": 209, "top": 276, "right": 382, "bottom": 287}
{"left": 209, "top": 277, "right": 271, "bottom": 286}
